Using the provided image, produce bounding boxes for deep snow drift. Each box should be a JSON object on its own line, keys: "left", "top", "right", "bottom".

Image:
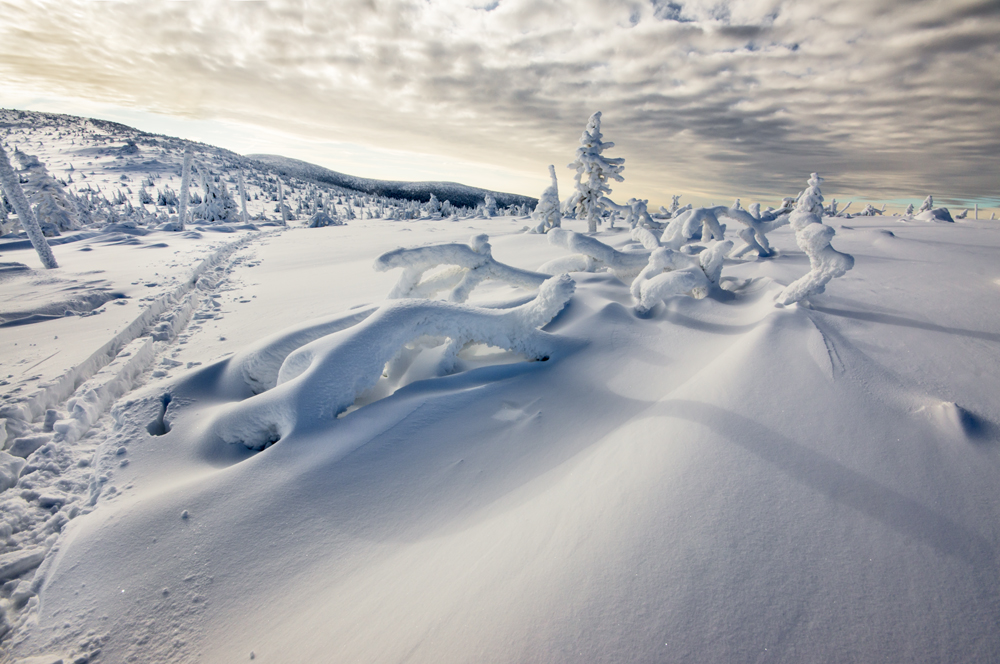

{"left": 2, "top": 117, "right": 1000, "bottom": 664}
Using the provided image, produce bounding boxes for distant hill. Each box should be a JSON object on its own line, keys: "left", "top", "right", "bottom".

{"left": 249, "top": 154, "right": 536, "bottom": 210}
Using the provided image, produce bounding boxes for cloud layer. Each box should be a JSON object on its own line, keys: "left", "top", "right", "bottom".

{"left": 1, "top": 0, "right": 998, "bottom": 206}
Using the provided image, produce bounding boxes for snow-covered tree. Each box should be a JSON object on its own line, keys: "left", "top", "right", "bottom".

{"left": 425, "top": 193, "right": 441, "bottom": 216}
{"left": 238, "top": 172, "right": 249, "bottom": 224}
{"left": 483, "top": 193, "right": 497, "bottom": 217}
{"left": 777, "top": 173, "right": 854, "bottom": 306}
{"left": 566, "top": 112, "right": 625, "bottom": 233}
{"left": 630, "top": 241, "right": 734, "bottom": 314}
{"left": 918, "top": 195, "right": 934, "bottom": 213}
{"left": 13, "top": 150, "right": 79, "bottom": 235}
{"left": 530, "top": 165, "right": 561, "bottom": 234}
{"left": 904, "top": 203, "right": 915, "bottom": 216}
{"left": 539, "top": 228, "right": 650, "bottom": 282}
{"left": 210, "top": 274, "right": 576, "bottom": 450}
{"left": 192, "top": 167, "right": 237, "bottom": 222}
{"left": 374, "top": 234, "right": 549, "bottom": 302}
{"left": 0, "top": 142, "right": 58, "bottom": 268}
{"left": 176, "top": 147, "right": 192, "bottom": 230}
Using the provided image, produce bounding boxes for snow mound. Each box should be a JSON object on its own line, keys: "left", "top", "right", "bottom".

{"left": 209, "top": 274, "right": 575, "bottom": 450}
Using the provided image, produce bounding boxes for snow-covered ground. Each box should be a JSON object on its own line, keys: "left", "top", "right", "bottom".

{"left": 2, "top": 115, "right": 1000, "bottom": 663}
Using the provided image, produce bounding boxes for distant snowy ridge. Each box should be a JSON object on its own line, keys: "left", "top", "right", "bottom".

{"left": 249, "top": 154, "right": 536, "bottom": 210}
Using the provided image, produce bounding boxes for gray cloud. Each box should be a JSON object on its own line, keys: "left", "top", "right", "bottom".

{"left": 1, "top": 0, "right": 998, "bottom": 207}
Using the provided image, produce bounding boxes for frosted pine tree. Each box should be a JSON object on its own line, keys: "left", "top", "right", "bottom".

{"left": 0, "top": 142, "right": 58, "bottom": 268}
{"left": 918, "top": 195, "right": 933, "bottom": 213}
{"left": 567, "top": 112, "right": 624, "bottom": 233}
{"left": 483, "top": 193, "right": 498, "bottom": 217}
{"left": 531, "top": 165, "right": 562, "bottom": 234}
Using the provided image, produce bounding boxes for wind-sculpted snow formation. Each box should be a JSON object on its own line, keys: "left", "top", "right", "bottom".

{"left": 210, "top": 274, "right": 576, "bottom": 450}
{"left": 777, "top": 174, "right": 854, "bottom": 306}
{"left": 540, "top": 228, "right": 650, "bottom": 282}
{"left": 374, "top": 234, "right": 549, "bottom": 302}
{"left": 630, "top": 241, "right": 733, "bottom": 314}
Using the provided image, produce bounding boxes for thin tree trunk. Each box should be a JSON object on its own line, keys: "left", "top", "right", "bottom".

{"left": 0, "top": 142, "right": 58, "bottom": 269}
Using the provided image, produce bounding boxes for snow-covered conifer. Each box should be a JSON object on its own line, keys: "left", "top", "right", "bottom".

{"left": 425, "top": 193, "right": 441, "bottom": 216}
{"left": 483, "top": 193, "right": 497, "bottom": 217}
{"left": 13, "top": 151, "right": 79, "bottom": 235}
{"left": 0, "top": 142, "right": 57, "bottom": 268}
{"left": 904, "top": 203, "right": 915, "bottom": 216}
{"left": 777, "top": 174, "right": 854, "bottom": 306}
{"left": 530, "top": 165, "right": 561, "bottom": 234}
{"left": 918, "top": 195, "right": 933, "bottom": 213}
{"left": 566, "top": 112, "right": 625, "bottom": 233}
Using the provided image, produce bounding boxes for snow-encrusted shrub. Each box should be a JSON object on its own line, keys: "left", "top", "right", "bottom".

{"left": 483, "top": 193, "right": 498, "bottom": 217}
{"left": 530, "top": 165, "right": 561, "bottom": 234}
{"left": 425, "top": 193, "right": 441, "bottom": 216}
{"left": 374, "top": 234, "right": 549, "bottom": 302}
{"left": 777, "top": 173, "right": 854, "bottom": 306}
{"left": 600, "top": 197, "right": 657, "bottom": 229}
{"left": 955, "top": 209, "right": 969, "bottom": 219}
{"left": 566, "top": 112, "right": 625, "bottom": 233}
{"left": 191, "top": 167, "right": 238, "bottom": 223}
{"left": 540, "top": 228, "right": 649, "bottom": 282}
{"left": 630, "top": 241, "right": 734, "bottom": 314}
{"left": 13, "top": 150, "right": 79, "bottom": 235}
{"left": 308, "top": 210, "right": 343, "bottom": 228}
{"left": 210, "top": 274, "right": 576, "bottom": 450}
{"left": 0, "top": 142, "right": 57, "bottom": 268}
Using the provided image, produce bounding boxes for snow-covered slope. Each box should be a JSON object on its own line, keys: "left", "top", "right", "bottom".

{"left": 2, "top": 111, "right": 999, "bottom": 663}
{"left": 249, "top": 153, "right": 536, "bottom": 210}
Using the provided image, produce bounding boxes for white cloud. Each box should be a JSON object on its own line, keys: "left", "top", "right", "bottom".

{"left": 1, "top": 0, "right": 998, "bottom": 207}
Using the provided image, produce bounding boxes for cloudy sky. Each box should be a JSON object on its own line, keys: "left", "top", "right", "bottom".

{"left": 1, "top": 0, "right": 998, "bottom": 210}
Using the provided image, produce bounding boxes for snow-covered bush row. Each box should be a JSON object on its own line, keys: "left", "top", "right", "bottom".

{"left": 540, "top": 228, "right": 650, "bottom": 282}
{"left": 374, "top": 234, "right": 550, "bottom": 302}
{"left": 210, "top": 275, "right": 576, "bottom": 450}
{"left": 630, "top": 241, "right": 734, "bottom": 314}
{"left": 777, "top": 174, "right": 854, "bottom": 306}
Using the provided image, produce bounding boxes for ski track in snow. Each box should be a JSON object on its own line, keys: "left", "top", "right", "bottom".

{"left": 0, "top": 227, "right": 274, "bottom": 655}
